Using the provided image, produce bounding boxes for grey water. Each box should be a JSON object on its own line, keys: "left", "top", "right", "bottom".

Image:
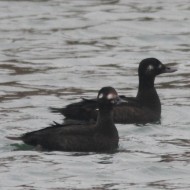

{"left": 0, "top": 0, "right": 190, "bottom": 189}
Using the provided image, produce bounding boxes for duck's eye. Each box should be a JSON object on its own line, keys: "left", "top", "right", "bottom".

{"left": 158, "top": 64, "right": 163, "bottom": 69}
{"left": 98, "top": 93, "right": 104, "bottom": 99}
{"left": 107, "top": 93, "right": 114, "bottom": 100}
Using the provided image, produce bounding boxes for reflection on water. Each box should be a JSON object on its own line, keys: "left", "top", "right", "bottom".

{"left": 0, "top": 0, "right": 190, "bottom": 189}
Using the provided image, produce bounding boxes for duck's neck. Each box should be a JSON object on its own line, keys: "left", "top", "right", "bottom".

{"left": 136, "top": 75, "right": 161, "bottom": 114}
{"left": 96, "top": 107, "right": 117, "bottom": 135}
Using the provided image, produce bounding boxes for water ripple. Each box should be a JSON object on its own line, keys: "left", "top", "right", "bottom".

{"left": 0, "top": 0, "right": 190, "bottom": 189}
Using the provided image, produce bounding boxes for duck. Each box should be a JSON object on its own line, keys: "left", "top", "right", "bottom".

{"left": 51, "top": 58, "right": 177, "bottom": 124}
{"left": 7, "top": 87, "right": 122, "bottom": 152}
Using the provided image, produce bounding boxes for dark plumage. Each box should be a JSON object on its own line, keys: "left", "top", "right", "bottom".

{"left": 7, "top": 87, "right": 122, "bottom": 152}
{"left": 51, "top": 58, "right": 177, "bottom": 124}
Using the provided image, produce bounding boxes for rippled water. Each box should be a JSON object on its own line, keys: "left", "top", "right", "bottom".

{"left": 0, "top": 0, "right": 190, "bottom": 189}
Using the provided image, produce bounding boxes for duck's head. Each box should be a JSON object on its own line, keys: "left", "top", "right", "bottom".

{"left": 138, "top": 58, "right": 177, "bottom": 78}
{"left": 97, "top": 87, "right": 122, "bottom": 109}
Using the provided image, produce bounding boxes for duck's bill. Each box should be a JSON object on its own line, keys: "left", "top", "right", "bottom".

{"left": 163, "top": 66, "right": 177, "bottom": 73}
{"left": 116, "top": 96, "right": 127, "bottom": 105}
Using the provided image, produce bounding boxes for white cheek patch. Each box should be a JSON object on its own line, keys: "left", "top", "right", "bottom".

{"left": 147, "top": 65, "right": 154, "bottom": 71}
{"left": 98, "top": 93, "right": 104, "bottom": 99}
{"left": 107, "top": 93, "right": 114, "bottom": 100}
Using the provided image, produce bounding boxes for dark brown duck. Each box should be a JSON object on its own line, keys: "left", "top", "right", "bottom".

{"left": 7, "top": 87, "right": 122, "bottom": 152}
{"left": 51, "top": 58, "right": 177, "bottom": 124}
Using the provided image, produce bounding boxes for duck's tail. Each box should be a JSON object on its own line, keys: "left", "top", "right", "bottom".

{"left": 50, "top": 98, "right": 98, "bottom": 121}
{"left": 6, "top": 136, "right": 22, "bottom": 141}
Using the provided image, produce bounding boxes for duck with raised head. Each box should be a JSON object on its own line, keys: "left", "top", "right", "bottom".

{"left": 7, "top": 87, "right": 122, "bottom": 152}
{"left": 51, "top": 58, "right": 177, "bottom": 124}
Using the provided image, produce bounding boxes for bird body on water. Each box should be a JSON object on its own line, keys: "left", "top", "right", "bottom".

{"left": 7, "top": 87, "right": 121, "bottom": 152}
{"left": 51, "top": 58, "right": 177, "bottom": 124}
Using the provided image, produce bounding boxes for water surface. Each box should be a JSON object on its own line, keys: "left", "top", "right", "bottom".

{"left": 0, "top": 0, "right": 190, "bottom": 189}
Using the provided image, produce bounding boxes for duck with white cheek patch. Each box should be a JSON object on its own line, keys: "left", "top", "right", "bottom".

{"left": 7, "top": 87, "right": 123, "bottom": 152}
{"left": 51, "top": 58, "right": 177, "bottom": 124}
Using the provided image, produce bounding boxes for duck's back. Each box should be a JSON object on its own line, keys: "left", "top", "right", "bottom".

{"left": 21, "top": 123, "right": 118, "bottom": 152}
{"left": 52, "top": 96, "right": 160, "bottom": 124}
{"left": 113, "top": 103, "right": 160, "bottom": 124}
{"left": 51, "top": 98, "right": 98, "bottom": 121}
